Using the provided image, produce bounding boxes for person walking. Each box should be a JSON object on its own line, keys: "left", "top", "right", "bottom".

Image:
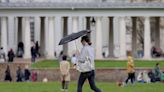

{"left": 71, "top": 54, "right": 77, "bottom": 69}
{"left": 4, "top": 65, "right": 12, "bottom": 82}
{"left": 35, "top": 41, "right": 40, "bottom": 57}
{"left": 125, "top": 51, "right": 135, "bottom": 85}
{"left": 154, "top": 63, "right": 161, "bottom": 82}
{"left": 60, "top": 55, "right": 70, "bottom": 92}
{"left": 7, "top": 49, "right": 15, "bottom": 62}
{"left": 17, "top": 42, "right": 24, "bottom": 57}
{"left": 31, "top": 45, "right": 36, "bottom": 63}
{"left": 24, "top": 65, "right": 31, "bottom": 81}
{"left": 16, "top": 66, "right": 24, "bottom": 82}
{"left": 76, "top": 36, "right": 101, "bottom": 92}
{"left": 161, "top": 71, "right": 164, "bottom": 82}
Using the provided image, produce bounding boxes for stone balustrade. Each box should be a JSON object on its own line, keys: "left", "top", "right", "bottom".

{"left": 0, "top": 63, "right": 163, "bottom": 82}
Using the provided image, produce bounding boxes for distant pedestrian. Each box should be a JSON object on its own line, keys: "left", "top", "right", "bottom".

{"left": 161, "top": 71, "right": 164, "bottom": 82}
{"left": 71, "top": 54, "right": 77, "bottom": 68}
{"left": 137, "top": 71, "right": 150, "bottom": 83}
{"left": 24, "top": 65, "right": 31, "bottom": 81}
{"left": 148, "top": 70, "right": 156, "bottom": 83}
{"left": 17, "top": 42, "right": 24, "bottom": 57}
{"left": 4, "top": 65, "right": 12, "bottom": 82}
{"left": 31, "top": 45, "right": 36, "bottom": 62}
{"left": 16, "top": 66, "right": 24, "bottom": 82}
{"left": 35, "top": 41, "right": 40, "bottom": 57}
{"left": 60, "top": 55, "right": 70, "bottom": 92}
{"left": 153, "top": 63, "right": 161, "bottom": 82}
{"left": 31, "top": 71, "right": 37, "bottom": 82}
{"left": 125, "top": 51, "right": 135, "bottom": 85}
{"left": 0, "top": 47, "right": 6, "bottom": 63}
{"left": 7, "top": 49, "right": 15, "bottom": 62}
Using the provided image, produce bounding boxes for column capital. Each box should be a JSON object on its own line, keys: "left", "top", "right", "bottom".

{"left": 144, "top": 16, "right": 150, "bottom": 21}
{"left": 108, "top": 16, "right": 114, "bottom": 18}
{"left": 71, "top": 16, "right": 78, "bottom": 18}
{"left": 48, "top": 16, "right": 55, "bottom": 19}
{"left": 131, "top": 17, "right": 137, "bottom": 20}
{"left": 1, "top": 16, "right": 7, "bottom": 19}
{"left": 95, "top": 16, "right": 103, "bottom": 19}
{"left": 118, "top": 16, "right": 126, "bottom": 18}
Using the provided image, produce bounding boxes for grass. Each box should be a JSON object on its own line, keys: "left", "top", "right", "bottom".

{"left": 0, "top": 82, "right": 163, "bottom": 92}
{"left": 31, "top": 60, "right": 164, "bottom": 69}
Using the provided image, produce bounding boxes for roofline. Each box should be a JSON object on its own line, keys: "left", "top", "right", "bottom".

{"left": 0, "top": 2, "right": 164, "bottom": 10}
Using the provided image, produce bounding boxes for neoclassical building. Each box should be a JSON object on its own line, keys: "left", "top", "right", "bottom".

{"left": 0, "top": 0, "right": 164, "bottom": 59}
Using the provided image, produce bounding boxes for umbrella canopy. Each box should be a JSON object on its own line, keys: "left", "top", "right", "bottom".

{"left": 59, "top": 30, "right": 91, "bottom": 45}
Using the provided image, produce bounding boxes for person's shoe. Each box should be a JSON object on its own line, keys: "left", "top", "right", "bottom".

{"left": 123, "top": 82, "right": 127, "bottom": 87}
{"left": 60, "top": 89, "right": 65, "bottom": 91}
{"left": 65, "top": 89, "right": 68, "bottom": 92}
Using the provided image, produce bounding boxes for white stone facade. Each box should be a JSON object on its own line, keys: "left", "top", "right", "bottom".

{"left": 0, "top": 2, "right": 164, "bottom": 59}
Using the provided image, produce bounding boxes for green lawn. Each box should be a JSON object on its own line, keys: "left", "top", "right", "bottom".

{"left": 31, "top": 60, "right": 164, "bottom": 69}
{"left": 0, "top": 82, "right": 163, "bottom": 92}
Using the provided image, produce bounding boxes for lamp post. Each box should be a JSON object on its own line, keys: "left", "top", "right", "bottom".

{"left": 91, "top": 17, "right": 96, "bottom": 26}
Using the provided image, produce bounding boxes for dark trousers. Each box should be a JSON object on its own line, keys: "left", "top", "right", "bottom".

{"left": 125, "top": 72, "right": 135, "bottom": 84}
{"left": 31, "top": 55, "right": 36, "bottom": 62}
{"left": 62, "top": 81, "right": 69, "bottom": 89}
{"left": 77, "top": 70, "right": 101, "bottom": 92}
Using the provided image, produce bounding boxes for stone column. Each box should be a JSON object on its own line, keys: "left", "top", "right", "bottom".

{"left": 55, "top": 16, "right": 63, "bottom": 57}
{"left": 8, "top": 16, "right": 16, "bottom": 51}
{"left": 90, "top": 17, "right": 96, "bottom": 49}
{"left": 86, "top": 17, "right": 91, "bottom": 38}
{"left": 15, "top": 17, "right": 18, "bottom": 50}
{"left": 108, "top": 17, "right": 114, "bottom": 57}
{"left": 119, "top": 17, "right": 126, "bottom": 59}
{"left": 67, "top": 17, "right": 73, "bottom": 56}
{"left": 86, "top": 17, "right": 91, "bottom": 30}
{"left": 18, "top": 17, "right": 23, "bottom": 43}
{"left": 23, "top": 17, "right": 31, "bottom": 59}
{"left": 68, "top": 16, "right": 79, "bottom": 56}
{"left": 78, "top": 16, "right": 84, "bottom": 50}
{"left": 132, "top": 17, "right": 137, "bottom": 57}
{"left": 44, "top": 17, "right": 49, "bottom": 56}
{"left": 95, "top": 17, "right": 103, "bottom": 59}
{"left": 144, "top": 17, "right": 151, "bottom": 59}
{"left": 47, "top": 17, "right": 55, "bottom": 58}
{"left": 154, "top": 17, "right": 160, "bottom": 48}
{"left": 72, "top": 17, "right": 79, "bottom": 52}
{"left": 160, "top": 17, "right": 164, "bottom": 52}
{"left": 79, "top": 16, "right": 85, "bottom": 31}
{"left": 40, "top": 17, "right": 46, "bottom": 56}
{"left": 63, "top": 17, "right": 68, "bottom": 55}
{"left": 1, "top": 17, "right": 8, "bottom": 54}
{"left": 34, "top": 16, "right": 41, "bottom": 43}
{"left": 113, "top": 17, "right": 120, "bottom": 58}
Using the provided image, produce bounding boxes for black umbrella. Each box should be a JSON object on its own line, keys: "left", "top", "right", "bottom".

{"left": 59, "top": 30, "right": 91, "bottom": 45}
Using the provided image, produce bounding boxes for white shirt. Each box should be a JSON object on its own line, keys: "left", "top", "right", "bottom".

{"left": 77, "top": 44, "right": 95, "bottom": 71}
{"left": 71, "top": 56, "right": 77, "bottom": 65}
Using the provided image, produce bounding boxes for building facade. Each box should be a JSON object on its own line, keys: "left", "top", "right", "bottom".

{"left": 0, "top": 0, "right": 164, "bottom": 59}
